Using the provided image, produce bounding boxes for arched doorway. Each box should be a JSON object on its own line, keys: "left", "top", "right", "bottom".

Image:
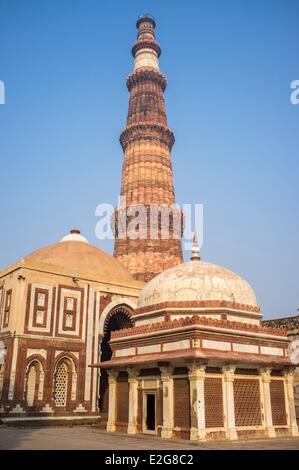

{"left": 99, "top": 305, "right": 133, "bottom": 412}
{"left": 26, "top": 363, "right": 38, "bottom": 406}
{"left": 25, "top": 360, "right": 43, "bottom": 407}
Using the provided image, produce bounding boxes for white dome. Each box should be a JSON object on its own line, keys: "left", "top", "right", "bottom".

{"left": 60, "top": 228, "right": 89, "bottom": 244}
{"left": 138, "top": 260, "right": 258, "bottom": 309}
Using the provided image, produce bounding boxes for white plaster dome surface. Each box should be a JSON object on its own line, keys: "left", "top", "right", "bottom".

{"left": 138, "top": 260, "right": 258, "bottom": 308}
{"left": 60, "top": 228, "right": 89, "bottom": 244}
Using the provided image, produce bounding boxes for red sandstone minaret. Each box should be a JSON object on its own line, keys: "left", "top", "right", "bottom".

{"left": 113, "top": 15, "right": 183, "bottom": 281}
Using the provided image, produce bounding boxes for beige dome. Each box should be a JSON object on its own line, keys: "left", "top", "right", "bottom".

{"left": 138, "top": 260, "right": 258, "bottom": 309}
{"left": 21, "top": 230, "right": 137, "bottom": 286}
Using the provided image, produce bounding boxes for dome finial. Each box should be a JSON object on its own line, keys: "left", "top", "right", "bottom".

{"left": 191, "top": 233, "right": 201, "bottom": 261}
{"left": 70, "top": 228, "right": 80, "bottom": 235}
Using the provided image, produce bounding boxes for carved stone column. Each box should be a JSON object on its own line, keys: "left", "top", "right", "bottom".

{"left": 127, "top": 367, "right": 138, "bottom": 434}
{"left": 223, "top": 365, "right": 238, "bottom": 440}
{"left": 8, "top": 337, "right": 19, "bottom": 400}
{"left": 71, "top": 370, "right": 77, "bottom": 401}
{"left": 284, "top": 368, "right": 299, "bottom": 436}
{"left": 38, "top": 370, "right": 44, "bottom": 401}
{"left": 260, "top": 367, "right": 276, "bottom": 438}
{"left": 187, "top": 362, "right": 206, "bottom": 441}
{"left": 106, "top": 369, "right": 118, "bottom": 432}
{"left": 160, "top": 366, "right": 174, "bottom": 439}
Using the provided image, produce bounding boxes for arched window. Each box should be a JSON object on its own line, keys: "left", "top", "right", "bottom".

{"left": 26, "top": 362, "right": 39, "bottom": 406}
{"left": 54, "top": 361, "right": 69, "bottom": 407}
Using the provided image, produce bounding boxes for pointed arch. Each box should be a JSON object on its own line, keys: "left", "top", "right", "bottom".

{"left": 99, "top": 298, "right": 137, "bottom": 335}
{"left": 25, "top": 358, "right": 45, "bottom": 406}
{"left": 98, "top": 300, "right": 136, "bottom": 413}
{"left": 54, "top": 361, "right": 68, "bottom": 407}
{"left": 53, "top": 354, "right": 78, "bottom": 406}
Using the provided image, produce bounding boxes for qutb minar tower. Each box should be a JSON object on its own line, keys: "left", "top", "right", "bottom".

{"left": 114, "top": 15, "right": 183, "bottom": 281}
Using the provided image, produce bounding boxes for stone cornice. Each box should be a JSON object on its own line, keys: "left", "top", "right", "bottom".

{"left": 134, "top": 300, "right": 261, "bottom": 315}
{"left": 133, "top": 306, "right": 262, "bottom": 320}
{"left": 94, "top": 349, "right": 290, "bottom": 369}
{"left": 127, "top": 68, "right": 167, "bottom": 91}
{"left": 120, "top": 123, "right": 175, "bottom": 151}
{"left": 111, "top": 315, "right": 287, "bottom": 339}
{"left": 262, "top": 315, "right": 299, "bottom": 331}
{"left": 132, "top": 40, "right": 161, "bottom": 58}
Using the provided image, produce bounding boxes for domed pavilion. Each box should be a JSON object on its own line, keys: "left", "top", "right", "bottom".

{"left": 96, "top": 238, "right": 298, "bottom": 441}
{"left": 0, "top": 229, "right": 143, "bottom": 421}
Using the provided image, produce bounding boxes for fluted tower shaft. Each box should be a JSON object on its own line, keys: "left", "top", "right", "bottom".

{"left": 114, "top": 16, "right": 183, "bottom": 281}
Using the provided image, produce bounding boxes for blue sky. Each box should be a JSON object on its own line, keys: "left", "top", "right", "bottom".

{"left": 0, "top": 0, "right": 298, "bottom": 319}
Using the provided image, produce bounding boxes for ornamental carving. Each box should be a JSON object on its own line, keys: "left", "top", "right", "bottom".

{"left": 119, "top": 124, "right": 175, "bottom": 151}
{"left": 127, "top": 69, "right": 167, "bottom": 91}
{"left": 111, "top": 314, "right": 287, "bottom": 339}
{"left": 134, "top": 300, "right": 261, "bottom": 315}
{"left": 131, "top": 40, "right": 161, "bottom": 58}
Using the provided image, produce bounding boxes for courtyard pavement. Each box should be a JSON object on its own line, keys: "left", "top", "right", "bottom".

{"left": 0, "top": 425, "right": 299, "bottom": 450}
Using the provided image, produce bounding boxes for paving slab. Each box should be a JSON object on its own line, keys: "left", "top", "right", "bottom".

{"left": 0, "top": 426, "right": 299, "bottom": 450}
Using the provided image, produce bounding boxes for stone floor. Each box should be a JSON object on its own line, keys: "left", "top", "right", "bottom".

{"left": 0, "top": 426, "right": 299, "bottom": 450}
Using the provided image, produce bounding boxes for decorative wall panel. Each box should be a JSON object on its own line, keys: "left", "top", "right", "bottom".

{"left": 3, "top": 290, "right": 12, "bottom": 329}
{"left": 26, "top": 284, "right": 53, "bottom": 335}
{"left": 0, "top": 287, "right": 4, "bottom": 331}
{"left": 56, "top": 286, "right": 83, "bottom": 338}
{"left": 32, "top": 288, "right": 49, "bottom": 328}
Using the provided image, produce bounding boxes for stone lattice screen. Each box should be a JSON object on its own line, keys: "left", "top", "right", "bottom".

{"left": 270, "top": 380, "right": 287, "bottom": 426}
{"left": 204, "top": 377, "right": 224, "bottom": 428}
{"left": 233, "top": 379, "right": 262, "bottom": 427}
{"left": 173, "top": 378, "right": 191, "bottom": 438}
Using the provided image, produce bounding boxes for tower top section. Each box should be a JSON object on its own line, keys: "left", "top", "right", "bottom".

{"left": 132, "top": 14, "right": 161, "bottom": 71}
{"left": 136, "top": 13, "right": 156, "bottom": 29}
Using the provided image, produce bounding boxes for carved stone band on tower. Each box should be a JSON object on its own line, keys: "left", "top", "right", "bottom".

{"left": 113, "top": 15, "right": 183, "bottom": 282}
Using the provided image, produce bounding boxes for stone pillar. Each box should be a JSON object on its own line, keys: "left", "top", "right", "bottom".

{"left": 127, "top": 367, "right": 138, "bottom": 434}
{"left": 8, "top": 337, "right": 19, "bottom": 400}
{"left": 0, "top": 365, "right": 4, "bottom": 399}
{"left": 37, "top": 370, "right": 44, "bottom": 401}
{"left": 106, "top": 369, "right": 118, "bottom": 432}
{"left": 187, "top": 362, "right": 206, "bottom": 441}
{"left": 223, "top": 365, "right": 238, "bottom": 440}
{"left": 284, "top": 368, "right": 299, "bottom": 436}
{"left": 260, "top": 367, "right": 276, "bottom": 438}
{"left": 160, "top": 366, "right": 174, "bottom": 439}
{"left": 97, "top": 336, "right": 103, "bottom": 409}
{"left": 71, "top": 370, "right": 77, "bottom": 401}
